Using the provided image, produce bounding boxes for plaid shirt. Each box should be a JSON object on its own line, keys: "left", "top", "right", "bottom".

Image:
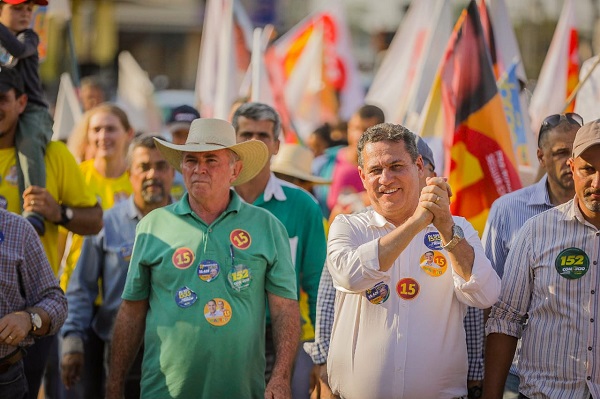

{"left": 0, "top": 209, "right": 67, "bottom": 358}
{"left": 303, "top": 264, "right": 336, "bottom": 364}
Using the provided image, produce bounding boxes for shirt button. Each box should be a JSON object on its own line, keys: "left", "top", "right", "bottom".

{"left": 594, "top": 261, "right": 598, "bottom": 265}
{"left": 593, "top": 290, "right": 596, "bottom": 295}
{"left": 591, "top": 318, "right": 595, "bottom": 323}
{"left": 208, "top": 228, "right": 212, "bottom": 233}
{"left": 589, "top": 347, "right": 593, "bottom": 351}
{"left": 587, "top": 376, "right": 592, "bottom": 380}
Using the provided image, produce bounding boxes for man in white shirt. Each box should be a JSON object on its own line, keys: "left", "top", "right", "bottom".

{"left": 326, "top": 123, "right": 501, "bottom": 399}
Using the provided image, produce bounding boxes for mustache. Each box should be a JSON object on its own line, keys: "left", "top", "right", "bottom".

{"left": 584, "top": 189, "right": 600, "bottom": 196}
{"left": 142, "top": 179, "right": 164, "bottom": 191}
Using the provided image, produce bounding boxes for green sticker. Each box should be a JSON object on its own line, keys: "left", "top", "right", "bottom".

{"left": 555, "top": 247, "right": 590, "bottom": 280}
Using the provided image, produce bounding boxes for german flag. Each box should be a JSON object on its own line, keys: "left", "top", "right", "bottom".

{"left": 419, "top": 0, "right": 521, "bottom": 235}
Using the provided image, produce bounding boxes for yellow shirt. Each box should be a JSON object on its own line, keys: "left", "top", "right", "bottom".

{"left": 0, "top": 142, "right": 98, "bottom": 275}
{"left": 60, "top": 159, "right": 132, "bottom": 290}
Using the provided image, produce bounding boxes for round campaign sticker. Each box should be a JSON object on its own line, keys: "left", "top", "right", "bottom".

{"left": 0, "top": 195, "right": 7, "bottom": 210}
{"left": 230, "top": 229, "right": 251, "bottom": 250}
{"left": 555, "top": 247, "right": 590, "bottom": 280}
{"left": 204, "top": 298, "right": 232, "bottom": 326}
{"left": 228, "top": 264, "right": 252, "bottom": 291}
{"left": 419, "top": 250, "right": 448, "bottom": 277}
{"left": 396, "top": 278, "right": 420, "bottom": 300}
{"left": 424, "top": 231, "right": 443, "bottom": 250}
{"left": 197, "top": 259, "right": 220, "bottom": 282}
{"left": 172, "top": 247, "right": 195, "bottom": 270}
{"left": 365, "top": 282, "right": 390, "bottom": 304}
{"left": 174, "top": 286, "right": 198, "bottom": 308}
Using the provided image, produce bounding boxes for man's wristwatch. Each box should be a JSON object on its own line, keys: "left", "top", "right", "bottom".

{"left": 29, "top": 312, "right": 42, "bottom": 332}
{"left": 58, "top": 205, "right": 74, "bottom": 226}
{"left": 441, "top": 224, "right": 464, "bottom": 251}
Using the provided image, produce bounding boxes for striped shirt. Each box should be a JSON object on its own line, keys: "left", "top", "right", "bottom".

{"left": 0, "top": 209, "right": 67, "bottom": 358}
{"left": 486, "top": 198, "right": 600, "bottom": 399}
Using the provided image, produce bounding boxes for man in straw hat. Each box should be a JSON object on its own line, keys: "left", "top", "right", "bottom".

{"left": 232, "top": 103, "right": 327, "bottom": 399}
{"left": 106, "top": 118, "right": 300, "bottom": 399}
{"left": 485, "top": 120, "right": 600, "bottom": 399}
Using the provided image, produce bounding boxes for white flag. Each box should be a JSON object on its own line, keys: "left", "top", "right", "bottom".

{"left": 52, "top": 73, "right": 82, "bottom": 141}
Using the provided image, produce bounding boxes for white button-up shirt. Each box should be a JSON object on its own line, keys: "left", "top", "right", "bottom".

{"left": 327, "top": 209, "right": 500, "bottom": 399}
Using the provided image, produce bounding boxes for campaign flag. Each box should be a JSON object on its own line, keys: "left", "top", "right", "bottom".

{"left": 574, "top": 55, "right": 600, "bottom": 123}
{"left": 51, "top": 73, "right": 82, "bottom": 142}
{"left": 195, "top": 0, "right": 252, "bottom": 119}
{"left": 529, "top": 0, "right": 578, "bottom": 134}
{"left": 366, "top": 0, "right": 452, "bottom": 127}
{"left": 418, "top": 0, "right": 521, "bottom": 235}
{"left": 267, "top": 3, "right": 364, "bottom": 136}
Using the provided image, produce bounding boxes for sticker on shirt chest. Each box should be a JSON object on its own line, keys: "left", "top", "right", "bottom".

{"left": 120, "top": 243, "right": 134, "bottom": 261}
{"left": 172, "top": 247, "right": 195, "bottom": 270}
{"left": 175, "top": 286, "right": 198, "bottom": 308}
{"left": 555, "top": 247, "right": 590, "bottom": 280}
{"left": 365, "top": 282, "right": 390, "bottom": 304}
{"left": 228, "top": 244, "right": 252, "bottom": 291}
{"left": 0, "top": 230, "right": 4, "bottom": 243}
{"left": 396, "top": 278, "right": 420, "bottom": 300}
{"left": 204, "top": 298, "right": 232, "bottom": 326}
{"left": 424, "top": 231, "right": 443, "bottom": 250}
{"left": 419, "top": 250, "right": 447, "bottom": 277}
{"left": 4, "top": 166, "right": 18, "bottom": 186}
{"left": 230, "top": 229, "right": 251, "bottom": 249}
{"left": 197, "top": 259, "right": 220, "bottom": 282}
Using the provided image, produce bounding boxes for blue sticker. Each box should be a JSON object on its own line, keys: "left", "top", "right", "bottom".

{"left": 365, "top": 282, "right": 390, "bottom": 304}
{"left": 424, "top": 231, "right": 443, "bottom": 250}
{"left": 198, "top": 259, "right": 220, "bottom": 282}
{"left": 120, "top": 242, "right": 134, "bottom": 261}
{"left": 0, "top": 231, "right": 4, "bottom": 243}
{"left": 0, "top": 195, "right": 7, "bottom": 209}
{"left": 175, "top": 286, "right": 197, "bottom": 308}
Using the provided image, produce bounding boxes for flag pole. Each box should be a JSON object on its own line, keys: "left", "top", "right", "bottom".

{"left": 250, "top": 28, "right": 262, "bottom": 102}
{"left": 562, "top": 54, "right": 600, "bottom": 112}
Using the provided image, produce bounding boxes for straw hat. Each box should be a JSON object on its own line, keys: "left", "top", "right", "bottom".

{"left": 271, "top": 144, "right": 331, "bottom": 184}
{"left": 154, "top": 118, "right": 269, "bottom": 186}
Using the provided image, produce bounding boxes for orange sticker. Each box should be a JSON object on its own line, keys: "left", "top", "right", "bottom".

{"left": 172, "top": 247, "right": 195, "bottom": 269}
{"left": 419, "top": 250, "right": 448, "bottom": 277}
{"left": 204, "top": 298, "right": 232, "bottom": 327}
{"left": 230, "top": 229, "right": 251, "bottom": 250}
{"left": 396, "top": 278, "right": 420, "bottom": 300}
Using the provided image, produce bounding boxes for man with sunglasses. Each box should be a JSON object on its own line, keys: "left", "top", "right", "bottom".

{"left": 481, "top": 113, "right": 582, "bottom": 398}
{"left": 483, "top": 120, "right": 600, "bottom": 399}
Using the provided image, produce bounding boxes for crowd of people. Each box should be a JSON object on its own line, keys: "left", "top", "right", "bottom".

{"left": 1, "top": 1, "right": 600, "bottom": 399}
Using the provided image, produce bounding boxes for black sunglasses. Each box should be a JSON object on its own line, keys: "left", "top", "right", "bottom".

{"left": 537, "top": 113, "right": 583, "bottom": 146}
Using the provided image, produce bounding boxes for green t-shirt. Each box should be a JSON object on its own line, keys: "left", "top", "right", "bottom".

{"left": 122, "top": 190, "right": 297, "bottom": 398}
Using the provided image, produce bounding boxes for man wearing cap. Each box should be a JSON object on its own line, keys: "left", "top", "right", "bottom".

{"left": 107, "top": 118, "right": 300, "bottom": 399}
{"left": 166, "top": 105, "right": 200, "bottom": 201}
{"left": 481, "top": 113, "right": 580, "bottom": 398}
{"left": 484, "top": 120, "right": 600, "bottom": 399}
{"left": 232, "top": 102, "right": 327, "bottom": 399}
{"left": 0, "top": 63, "right": 102, "bottom": 398}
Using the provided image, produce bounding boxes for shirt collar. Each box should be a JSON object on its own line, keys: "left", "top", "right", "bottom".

{"left": 125, "top": 196, "right": 143, "bottom": 221}
{"left": 262, "top": 173, "right": 287, "bottom": 202}
{"left": 564, "top": 196, "right": 599, "bottom": 229}
{"left": 365, "top": 208, "right": 394, "bottom": 228}
{"left": 172, "top": 190, "right": 242, "bottom": 218}
{"left": 528, "top": 174, "right": 553, "bottom": 207}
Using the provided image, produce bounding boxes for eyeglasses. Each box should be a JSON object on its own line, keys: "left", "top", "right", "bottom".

{"left": 538, "top": 113, "right": 583, "bottom": 146}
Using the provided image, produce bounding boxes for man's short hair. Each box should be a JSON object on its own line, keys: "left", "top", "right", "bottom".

{"left": 0, "top": 67, "right": 25, "bottom": 97}
{"left": 126, "top": 135, "right": 165, "bottom": 168}
{"left": 231, "top": 102, "right": 282, "bottom": 140}
{"left": 357, "top": 104, "right": 385, "bottom": 124}
{"left": 357, "top": 123, "right": 419, "bottom": 168}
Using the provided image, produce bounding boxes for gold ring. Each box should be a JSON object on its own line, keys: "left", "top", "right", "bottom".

{"left": 30, "top": 200, "right": 35, "bottom": 206}
{"left": 8, "top": 335, "right": 13, "bottom": 340}
{"left": 435, "top": 195, "right": 440, "bottom": 203}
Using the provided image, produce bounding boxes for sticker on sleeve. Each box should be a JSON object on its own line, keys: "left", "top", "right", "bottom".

{"left": 230, "top": 229, "right": 251, "bottom": 250}
{"left": 0, "top": 195, "right": 6, "bottom": 209}
{"left": 175, "top": 286, "right": 198, "bottom": 308}
{"left": 424, "top": 231, "right": 443, "bottom": 250}
{"left": 228, "top": 264, "right": 252, "bottom": 291}
{"left": 197, "top": 259, "right": 220, "bottom": 282}
{"left": 204, "top": 298, "right": 232, "bottom": 326}
{"left": 120, "top": 242, "right": 134, "bottom": 261}
{"left": 419, "top": 250, "right": 447, "bottom": 277}
{"left": 0, "top": 230, "right": 4, "bottom": 243}
{"left": 172, "top": 247, "right": 195, "bottom": 269}
{"left": 555, "top": 247, "right": 590, "bottom": 280}
{"left": 365, "top": 282, "right": 390, "bottom": 304}
{"left": 396, "top": 278, "right": 420, "bottom": 300}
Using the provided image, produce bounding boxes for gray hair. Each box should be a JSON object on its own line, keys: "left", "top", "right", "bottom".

{"left": 357, "top": 123, "right": 419, "bottom": 168}
{"left": 231, "top": 102, "right": 282, "bottom": 140}
{"left": 126, "top": 135, "right": 165, "bottom": 168}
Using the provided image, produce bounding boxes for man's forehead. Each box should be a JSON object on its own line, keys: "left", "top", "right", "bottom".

{"left": 183, "top": 149, "right": 229, "bottom": 158}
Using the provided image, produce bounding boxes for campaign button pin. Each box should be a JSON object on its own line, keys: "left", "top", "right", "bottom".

{"left": 175, "top": 286, "right": 197, "bottom": 308}
{"left": 198, "top": 259, "right": 220, "bottom": 282}
{"left": 172, "top": 247, "right": 195, "bottom": 270}
{"left": 419, "top": 250, "right": 447, "bottom": 277}
{"left": 230, "top": 229, "right": 251, "bottom": 250}
{"left": 424, "top": 231, "right": 443, "bottom": 250}
{"left": 228, "top": 264, "right": 251, "bottom": 291}
{"left": 204, "top": 298, "right": 232, "bottom": 327}
{"left": 396, "top": 278, "right": 420, "bottom": 300}
{"left": 555, "top": 247, "right": 590, "bottom": 280}
{"left": 120, "top": 242, "right": 134, "bottom": 261}
{"left": 366, "top": 282, "right": 390, "bottom": 304}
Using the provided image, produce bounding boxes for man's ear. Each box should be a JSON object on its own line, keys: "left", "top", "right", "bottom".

{"left": 230, "top": 160, "right": 243, "bottom": 183}
{"left": 16, "top": 93, "right": 27, "bottom": 114}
